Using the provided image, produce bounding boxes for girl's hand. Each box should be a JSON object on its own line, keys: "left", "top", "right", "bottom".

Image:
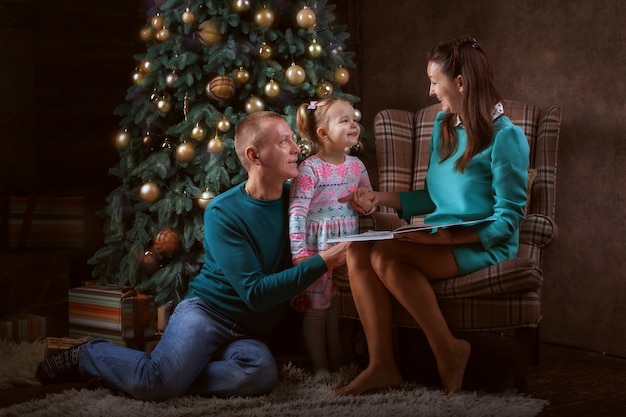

{"left": 339, "top": 187, "right": 377, "bottom": 214}
{"left": 396, "top": 227, "right": 454, "bottom": 245}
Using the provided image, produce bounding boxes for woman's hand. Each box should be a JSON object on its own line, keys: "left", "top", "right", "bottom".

{"left": 396, "top": 227, "right": 454, "bottom": 245}
{"left": 339, "top": 187, "right": 377, "bottom": 214}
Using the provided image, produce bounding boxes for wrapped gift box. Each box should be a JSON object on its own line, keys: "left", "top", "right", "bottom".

{"left": 4, "top": 196, "right": 84, "bottom": 248}
{"left": 45, "top": 336, "right": 90, "bottom": 357}
{"left": 0, "top": 319, "right": 14, "bottom": 341}
{"left": 68, "top": 285, "right": 157, "bottom": 348}
{"left": 0, "top": 313, "right": 47, "bottom": 342}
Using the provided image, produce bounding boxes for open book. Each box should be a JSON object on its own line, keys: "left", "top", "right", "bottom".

{"left": 326, "top": 217, "right": 496, "bottom": 243}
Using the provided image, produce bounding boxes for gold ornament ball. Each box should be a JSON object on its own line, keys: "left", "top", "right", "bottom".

{"left": 141, "top": 60, "right": 152, "bottom": 73}
{"left": 153, "top": 229, "right": 180, "bottom": 258}
{"left": 206, "top": 75, "right": 236, "bottom": 100}
{"left": 142, "top": 132, "right": 156, "bottom": 149}
{"left": 182, "top": 8, "right": 197, "bottom": 25}
{"left": 234, "top": 67, "right": 250, "bottom": 85}
{"left": 161, "top": 137, "right": 173, "bottom": 150}
{"left": 156, "top": 97, "right": 172, "bottom": 114}
{"left": 207, "top": 136, "right": 225, "bottom": 154}
{"left": 255, "top": 6, "right": 274, "bottom": 27}
{"left": 264, "top": 80, "right": 281, "bottom": 98}
{"left": 197, "top": 190, "right": 216, "bottom": 209}
{"left": 140, "top": 27, "right": 154, "bottom": 42}
{"left": 140, "top": 181, "right": 161, "bottom": 203}
{"left": 115, "top": 129, "right": 131, "bottom": 151}
{"left": 308, "top": 39, "right": 323, "bottom": 57}
{"left": 334, "top": 67, "right": 350, "bottom": 85}
{"left": 140, "top": 249, "right": 161, "bottom": 276}
{"left": 258, "top": 42, "right": 272, "bottom": 59}
{"left": 155, "top": 27, "right": 171, "bottom": 42}
{"left": 198, "top": 20, "right": 222, "bottom": 46}
{"left": 245, "top": 96, "right": 265, "bottom": 113}
{"left": 217, "top": 118, "right": 231, "bottom": 133}
{"left": 299, "top": 140, "right": 313, "bottom": 159}
{"left": 132, "top": 69, "right": 145, "bottom": 85}
{"left": 151, "top": 13, "right": 164, "bottom": 30}
{"left": 176, "top": 142, "right": 196, "bottom": 163}
{"left": 296, "top": 6, "right": 317, "bottom": 29}
{"left": 232, "top": 0, "right": 251, "bottom": 13}
{"left": 285, "top": 63, "right": 306, "bottom": 85}
{"left": 191, "top": 124, "right": 207, "bottom": 140}
{"left": 316, "top": 81, "right": 334, "bottom": 98}
{"left": 165, "top": 71, "right": 179, "bottom": 88}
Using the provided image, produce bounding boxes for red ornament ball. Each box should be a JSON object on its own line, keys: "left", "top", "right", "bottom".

{"left": 153, "top": 229, "right": 180, "bottom": 258}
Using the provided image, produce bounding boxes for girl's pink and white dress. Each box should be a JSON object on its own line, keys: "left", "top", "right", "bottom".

{"left": 288, "top": 154, "right": 372, "bottom": 310}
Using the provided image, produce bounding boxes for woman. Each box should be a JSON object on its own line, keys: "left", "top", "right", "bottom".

{"left": 336, "top": 36, "right": 529, "bottom": 395}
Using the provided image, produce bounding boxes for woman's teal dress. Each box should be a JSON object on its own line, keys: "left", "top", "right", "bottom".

{"left": 398, "top": 110, "right": 529, "bottom": 274}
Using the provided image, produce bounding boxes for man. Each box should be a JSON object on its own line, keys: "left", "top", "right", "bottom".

{"left": 37, "top": 111, "right": 349, "bottom": 401}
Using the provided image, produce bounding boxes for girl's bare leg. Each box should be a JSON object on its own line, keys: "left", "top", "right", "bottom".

{"left": 335, "top": 242, "right": 403, "bottom": 395}
{"left": 372, "top": 240, "right": 470, "bottom": 394}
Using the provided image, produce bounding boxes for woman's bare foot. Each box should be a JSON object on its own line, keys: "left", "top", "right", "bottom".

{"left": 438, "top": 339, "right": 471, "bottom": 394}
{"left": 335, "top": 365, "right": 403, "bottom": 396}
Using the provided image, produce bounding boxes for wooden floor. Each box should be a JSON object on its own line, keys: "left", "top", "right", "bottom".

{"left": 1, "top": 340, "right": 626, "bottom": 416}
{"left": 526, "top": 343, "right": 626, "bottom": 416}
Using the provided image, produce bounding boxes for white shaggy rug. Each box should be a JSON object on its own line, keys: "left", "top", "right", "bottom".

{"left": 0, "top": 339, "right": 46, "bottom": 390}
{"left": 0, "top": 340, "right": 548, "bottom": 417}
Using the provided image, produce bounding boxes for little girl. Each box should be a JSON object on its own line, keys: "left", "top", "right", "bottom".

{"left": 288, "top": 97, "right": 374, "bottom": 378}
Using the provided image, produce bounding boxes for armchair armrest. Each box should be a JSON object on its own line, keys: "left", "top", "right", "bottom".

{"left": 519, "top": 214, "right": 558, "bottom": 247}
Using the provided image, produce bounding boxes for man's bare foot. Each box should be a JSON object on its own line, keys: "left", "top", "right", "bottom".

{"left": 438, "top": 339, "right": 471, "bottom": 394}
{"left": 335, "top": 365, "right": 403, "bottom": 396}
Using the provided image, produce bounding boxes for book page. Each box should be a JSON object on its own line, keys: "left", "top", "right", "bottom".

{"left": 326, "top": 230, "right": 394, "bottom": 243}
{"left": 392, "top": 217, "right": 497, "bottom": 234}
{"left": 326, "top": 217, "right": 496, "bottom": 243}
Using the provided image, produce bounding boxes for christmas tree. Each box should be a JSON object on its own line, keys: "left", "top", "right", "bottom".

{"left": 88, "top": 0, "right": 360, "bottom": 306}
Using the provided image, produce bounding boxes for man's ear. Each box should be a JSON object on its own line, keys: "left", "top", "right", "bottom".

{"left": 245, "top": 146, "right": 261, "bottom": 165}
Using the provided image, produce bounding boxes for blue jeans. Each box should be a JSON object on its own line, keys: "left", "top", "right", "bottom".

{"left": 79, "top": 297, "right": 277, "bottom": 401}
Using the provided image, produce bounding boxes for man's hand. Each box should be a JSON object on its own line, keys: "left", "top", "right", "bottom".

{"left": 319, "top": 241, "right": 349, "bottom": 268}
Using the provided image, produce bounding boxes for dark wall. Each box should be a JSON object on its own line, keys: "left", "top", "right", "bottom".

{"left": 1, "top": 0, "right": 142, "bottom": 193}
{"left": 0, "top": 0, "right": 145, "bottom": 283}
{"left": 350, "top": 0, "right": 626, "bottom": 357}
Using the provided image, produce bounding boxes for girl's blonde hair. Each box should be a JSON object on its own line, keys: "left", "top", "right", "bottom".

{"left": 296, "top": 97, "right": 351, "bottom": 149}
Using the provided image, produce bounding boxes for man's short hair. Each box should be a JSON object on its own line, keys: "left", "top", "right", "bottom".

{"left": 234, "top": 111, "right": 283, "bottom": 169}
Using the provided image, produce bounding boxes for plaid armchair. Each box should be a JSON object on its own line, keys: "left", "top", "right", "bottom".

{"left": 335, "top": 100, "right": 561, "bottom": 387}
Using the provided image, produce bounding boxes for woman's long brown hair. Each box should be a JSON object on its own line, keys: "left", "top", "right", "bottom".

{"left": 427, "top": 36, "right": 503, "bottom": 172}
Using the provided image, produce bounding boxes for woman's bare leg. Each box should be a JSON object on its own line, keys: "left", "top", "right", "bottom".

{"left": 335, "top": 242, "right": 403, "bottom": 395}
{"left": 372, "top": 240, "right": 470, "bottom": 394}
